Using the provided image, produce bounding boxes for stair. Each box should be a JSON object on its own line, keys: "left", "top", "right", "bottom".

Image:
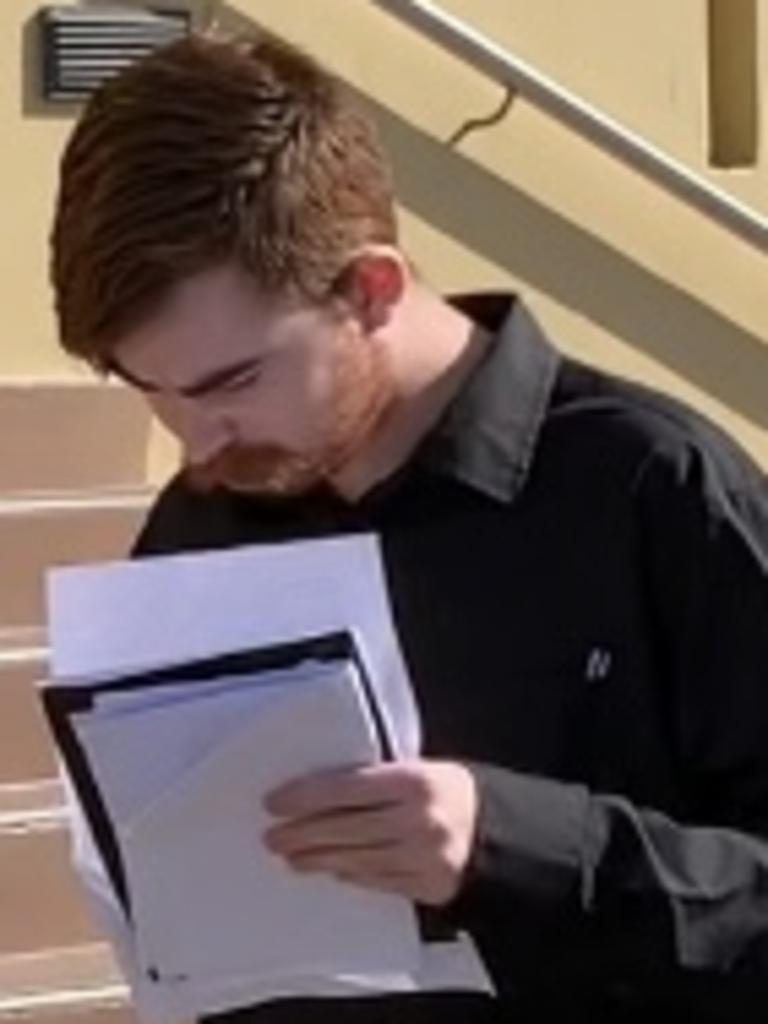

{"left": 0, "top": 639, "right": 51, "bottom": 783}
{"left": 0, "top": 785, "right": 98, "bottom": 955}
{"left": 0, "top": 492, "right": 152, "bottom": 631}
{"left": 0, "top": 382, "right": 155, "bottom": 1024}
{"left": 0, "top": 383, "right": 149, "bottom": 497}
{"left": 0, "top": 946, "right": 129, "bottom": 1024}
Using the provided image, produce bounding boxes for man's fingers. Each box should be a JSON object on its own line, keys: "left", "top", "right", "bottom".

{"left": 263, "top": 760, "right": 475, "bottom": 907}
{"left": 264, "top": 803, "right": 415, "bottom": 856}
{"left": 264, "top": 761, "right": 430, "bottom": 817}
{"left": 287, "top": 840, "right": 420, "bottom": 878}
{"left": 265, "top": 766, "right": 390, "bottom": 817}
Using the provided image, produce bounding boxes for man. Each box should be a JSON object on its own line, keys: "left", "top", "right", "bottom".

{"left": 51, "top": 30, "right": 768, "bottom": 1023}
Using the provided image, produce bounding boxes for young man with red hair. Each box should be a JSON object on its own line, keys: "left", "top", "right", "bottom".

{"left": 51, "top": 31, "right": 768, "bottom": 1023}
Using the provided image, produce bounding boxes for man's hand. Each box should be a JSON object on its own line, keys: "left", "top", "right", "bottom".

{"left": 263, "top": 760, "right": 478, "bottom": 906}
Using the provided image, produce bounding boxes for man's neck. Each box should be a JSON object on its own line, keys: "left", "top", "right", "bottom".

{"left": 331, "top": 288, "right": 491, "bottom": 501}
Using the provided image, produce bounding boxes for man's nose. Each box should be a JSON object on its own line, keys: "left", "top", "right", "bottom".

{"left": 188, "top": 419, "right": 235, "bottom": 466}
{"left": 172, "top": 398, "right": 234, "bottom": 466}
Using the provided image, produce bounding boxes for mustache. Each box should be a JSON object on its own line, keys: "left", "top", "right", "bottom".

{"left": 184, "top": 443, "right": 313, "bottom": 493}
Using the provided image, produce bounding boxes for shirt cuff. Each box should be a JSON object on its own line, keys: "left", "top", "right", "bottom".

{"left": 453, "top": 762, "right": 596, "bottom": 916}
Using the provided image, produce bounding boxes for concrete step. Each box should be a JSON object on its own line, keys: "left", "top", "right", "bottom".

{"left": 0, "top": 642, "right": 54, "bottom": 783}
{"left": 0, "top": 382, "right": 150, "bottom": 495}
{"left": 0, "top": 944, "right": 134, "bottom": 1024}
{"left": 0, "top": 783, "right": 98, "bottom": 955}
{"left": 0, "top": 491, "right": 153, "bottom": 631}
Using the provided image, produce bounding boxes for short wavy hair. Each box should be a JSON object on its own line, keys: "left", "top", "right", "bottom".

{"left": 51, "top": 31, "right": 397, "bottom": 364}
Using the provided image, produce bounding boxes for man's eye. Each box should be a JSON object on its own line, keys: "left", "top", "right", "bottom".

{"left": 222, "top": 368, "right": 261, "bottom": 392}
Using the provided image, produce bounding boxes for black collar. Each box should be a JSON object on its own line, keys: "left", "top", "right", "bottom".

{"left": 420, "top": 293, "right": 561, "bottom": 503}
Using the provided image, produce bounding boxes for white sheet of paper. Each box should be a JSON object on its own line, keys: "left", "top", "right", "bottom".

{"left": 74, "top": 664, "right": 421, "bottom": 1005}
{"left": 45, "top": 536, "right": 493, "bottom": 1021}
{"left": 73, "top": 661, "right": 365, "bottom": 824}
{"left": 59, "top": 771, "right": 420, "bottom": 1024}
{"left": 46, "top": 535, "right": 420, "bottom": 756}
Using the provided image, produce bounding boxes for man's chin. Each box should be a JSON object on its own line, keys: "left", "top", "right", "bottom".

{"left": 224, "top": 477, "right": 313, "bottom": 498}
{"left": 184, "top": 463, "right": 322, "bottom": 498}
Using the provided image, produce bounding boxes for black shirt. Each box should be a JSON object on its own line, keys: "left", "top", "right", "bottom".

{"left": 133, "top": 294, "right": 768, "bottom": 1022}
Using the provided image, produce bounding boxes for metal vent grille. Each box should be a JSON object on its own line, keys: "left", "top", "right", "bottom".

{"left": 40, "top": 7, "right": 190, "bottom": 102}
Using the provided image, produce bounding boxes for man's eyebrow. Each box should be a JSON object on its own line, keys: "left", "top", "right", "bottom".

{"left": 105, "top": 359, "right": 161, "bottom": 393}
{"left": 175, "top": 359, "right": 263, "bottom": 398}
{"left": 106, "top": 358, "right": 261, "bottom": 398}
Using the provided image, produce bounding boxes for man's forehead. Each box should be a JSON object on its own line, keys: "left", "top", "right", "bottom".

{"left": 108, "top": 266, "right": 272, "bottom": 391}
{"left": 109, "top": 322, "right": 259, "bottom": 395}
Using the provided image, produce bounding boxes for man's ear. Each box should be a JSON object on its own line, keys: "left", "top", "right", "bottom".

{"left": 334, "top": 247, "right": 407, "bottom": 332}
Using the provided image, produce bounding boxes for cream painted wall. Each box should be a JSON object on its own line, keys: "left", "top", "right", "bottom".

{"left": 0, "top": 0, "right": 211, "bottom": 378}
{"left": 0, "top": 0, "right": 81, "bottom": 377}
{"left": 443, "top": 0, "right": 767, "bottom": 212}
{"left": 1, "top": 0, "right": 766, "bottom": 474}
{"left": 444, "top": 0, "right": 708, "bottom": 162}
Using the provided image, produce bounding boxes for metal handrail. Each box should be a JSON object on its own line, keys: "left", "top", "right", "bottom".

{"left": 372, "top": 0, "right": 768, "bottom": 253}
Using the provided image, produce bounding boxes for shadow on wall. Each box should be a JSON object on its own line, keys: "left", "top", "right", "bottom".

{"left": 22, "top": 0, "right": 768, "bottom": 433}
{"left": 369, "top": 95, "right": 768, "bottom": 433}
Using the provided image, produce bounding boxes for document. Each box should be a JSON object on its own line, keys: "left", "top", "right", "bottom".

{"left": 74, "top": 657, "right": 420, "bottom": 996}
{"left": 46, "top": 534, "right": 420, "bottom": 756}
{"left": 43, "top": 535, "right": 492, "bottom": 1023}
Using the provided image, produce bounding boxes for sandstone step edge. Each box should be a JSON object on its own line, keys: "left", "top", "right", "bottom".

{"left": 0, "top": 634, "right": 48, "bottom": 666}
{"left": 0, "top": 984, "right": 129, "bottom": 1020}
{"left": 0, "top": 488, "right": 156, "bottom": 518}
{"left": 0, "top": 780, "right": 66, "bottom": 834}
{"left": 0, "top": 945, "right": 127, "bottom": 1017}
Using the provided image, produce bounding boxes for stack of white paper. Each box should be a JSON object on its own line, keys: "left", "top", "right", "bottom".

{"left": 44, "top": 535, "right": 493, "bottom": 1023}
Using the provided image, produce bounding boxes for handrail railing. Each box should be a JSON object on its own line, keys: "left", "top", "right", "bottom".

{"left": 372, "top": 0, "right": 768, "bottom": 253}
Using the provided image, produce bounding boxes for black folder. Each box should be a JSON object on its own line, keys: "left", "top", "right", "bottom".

{"left": 42, "top": 630, "right": 393, "bottom": 920}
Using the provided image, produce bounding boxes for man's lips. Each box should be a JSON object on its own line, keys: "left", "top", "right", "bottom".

{"left": 184, "top": 445, "right": 317, "bottom": 494}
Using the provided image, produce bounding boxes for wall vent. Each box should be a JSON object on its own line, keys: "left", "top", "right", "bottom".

{"left": 39, "top": 7, "right": 190, "bottom": 102}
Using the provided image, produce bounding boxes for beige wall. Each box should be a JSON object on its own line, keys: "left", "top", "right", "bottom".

{"left": 0, "top": 0, "right": 212, "bottom": 379}
{"left": 0, "top": 0, "right": 77, "bottom": 377}
{"left": 2, "top": 0, "right": 766, "bottom": 474}
{"left": 445, "top": 0, "right": 709, "bottom": 162}
{"left": 443, "top": 0, "right": 768, "bottom": 212}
